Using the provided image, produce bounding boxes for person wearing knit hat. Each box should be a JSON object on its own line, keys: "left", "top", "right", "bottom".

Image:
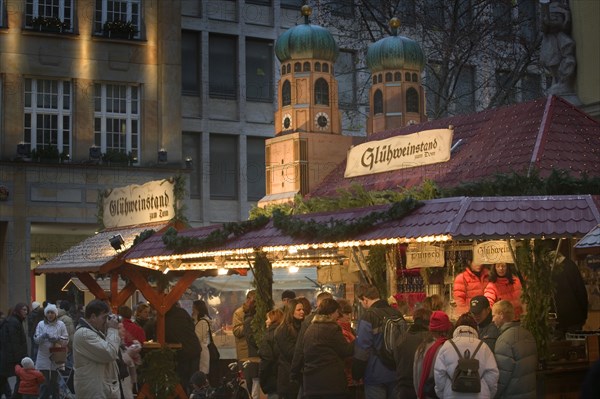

{"left": 34, "top": 303, "right": 69, "bottom": 399}
{"left": 14, "top": 357, "right": 45, "bottom": 397}
{"left": 414, "top": 311, "right": 452, "bottom": 399}
{"left": 31, "top": 302, "right": 41, "bottom": 311}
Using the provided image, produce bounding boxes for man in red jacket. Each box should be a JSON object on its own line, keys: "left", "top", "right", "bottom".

{"left": 453, "top": 260, "right": 489, "bottom": 316}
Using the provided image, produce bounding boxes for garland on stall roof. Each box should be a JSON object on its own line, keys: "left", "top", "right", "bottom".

{"left": 161, "top": 215, "right": 270, "bottom": 252}
{"left": 250, "top": 251, "right": 273, "bottom": 348}
{"left": 133, "top": 229, "right": 156, "bottom": 246}
{"left": 271, "top": 197, "right": 423, "bottom": 241}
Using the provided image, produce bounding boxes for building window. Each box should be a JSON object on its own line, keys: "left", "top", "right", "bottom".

{"left": 315, "top": 62, "right": 321, "bottom": 72}
{"left": 247, "top": 136, "right": 266, "bottom": 201}
{"left": 314, "top": 78, "right": 329, "bottom": 105}
{"left": 209, "top": 34, "right": 237, "bottom": 99}
{"left": 182, "top": 30, "right": 200, "bottom": 95}
{"left": 282, "top": 80, "right": 291, "bottom": 106}
{"left": 286, "top": 64, "right": 291, "bottom": 74}
{"left": 322, "top": 63, "right": 329, "bottom": 73}
{"left": 496, "top": 70, "right": 516, "bottom": 105}
{"left": 494, "top": 0, "right": 513, "bottom": 39}
{"left": 246, "top": 38, "right": 273, "bottom": 102}
{"left": 94, "top": 0, "right": 141, "bottom": 38}
{"left": 399, "top": 0, "right": 416, "bottom": 26}
{"left": 210, "top": 134, "right": 238, "bottom": 200}
{"left": 327, "top": 0, "right": 353, "bottom": 17}
{"left": 281, "top": 0, "right": 302, "bottom": 8}
{"left": 94, "top": 83, "right": 140, "bottom": 161}
{"left": 182, "top": 132, "right": 201, "bottom": 198}
{"left": 394, "top": 72, "right": 402, "bottom": 81}
{"left": 335, "top": 50, "right": 356, "bottom": 108}
{"left": 405, "top": 72, "right": 411, "bottom": 81}
{"left": 455, "top": 65, "right": 475, "bottom": 114}
{"left": 282, "top": 66, "right": 286, "bottom": 75}
{"left": 385, "top": 72, "right": 393, "bottom": 82}
{"left": 412, "top": 73, "right": 418, "bottom": 82}
{"left": 373, "top": 75, "right": 378, "bottom": 84}
{"left": 25, "top": 0, "right": 74, "bottom": 32}
{"left": 294, "top": 62, "right": 301, "bottom": 72}
{"left": 521, "top": 73, "right": 542, "bottom": 102}
{"left": 303, "top": 62, "right": 310, "bottom": 72}
{"left": 24, "top": 79, "right": 72, "bottom": 156}
{"left": 0, "top": 0, "right": 4, "bottom": 28}
{"left": 373, "top": 89, "right": 383, "bottom": 115}
{"left": 406, "top": 88, "right": 419, "bottom": 113}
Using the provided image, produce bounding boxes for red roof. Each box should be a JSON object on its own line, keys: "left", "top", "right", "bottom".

{"left": 310, "top": 96, "right": 600, "bottom": 197}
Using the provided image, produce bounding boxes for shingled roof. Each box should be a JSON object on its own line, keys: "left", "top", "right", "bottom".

{"left": 310, "top": 96, "right": 600, "bottom": 197}
{"left": 125, "top": 195, "right": 600, "bottom": 270}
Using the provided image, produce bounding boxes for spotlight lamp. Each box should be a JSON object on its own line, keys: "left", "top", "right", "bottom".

{"left": 17, "top": 143, "right": 31, "bottom": 159}
{"left": 89, "top": 146, "right": 102, "bottom": 162}
{"left": 109, "top": 234, "right": 125, "bottom": 251}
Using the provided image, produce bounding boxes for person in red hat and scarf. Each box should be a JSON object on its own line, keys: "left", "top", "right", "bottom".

{"left": 413, "top": 311, "right": 453, "bottom": 399}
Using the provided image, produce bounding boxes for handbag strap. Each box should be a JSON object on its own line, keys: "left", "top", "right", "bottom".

{"left": 449, "top": 339, "right": 483, "bottom": 359}
{"left": 202, "top": 318, "right": 214, "bottom": 344}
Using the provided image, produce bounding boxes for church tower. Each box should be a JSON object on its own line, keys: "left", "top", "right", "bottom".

{"left": 367, "top": 18, "right": 427, "bottom": 135}
{"left": 259, "top": 6, "right": 353, "bottom": 207}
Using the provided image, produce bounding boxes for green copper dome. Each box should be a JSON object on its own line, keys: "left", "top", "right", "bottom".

{"left": 275, "top": 6, "right": 339, "bottom": 63}
{"left": 367, "top": 18, "right": 426, "bottom": 72}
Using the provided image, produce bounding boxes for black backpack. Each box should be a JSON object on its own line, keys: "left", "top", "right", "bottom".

{"left": 448, "top": 339, "right": 484, "bottom": 393}
{"left": 371, "top": 307, "right": 408, "bottom": 370}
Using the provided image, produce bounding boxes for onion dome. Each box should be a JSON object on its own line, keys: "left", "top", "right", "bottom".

{"left": 275, "top": 5, "right": 339, "bottom": 63}
{"left": 366, "top": 18, "right": 426, "bottom": 72}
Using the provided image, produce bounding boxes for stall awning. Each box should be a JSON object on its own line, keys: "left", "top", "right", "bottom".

{"left": 574, "top": 224, "right": 600, "bottom": 256}
{"left": 125, "top": 195, "right": 600, "bottom": 271}
{"left": 35, "top": 222, "right": 170, "bottom": 274}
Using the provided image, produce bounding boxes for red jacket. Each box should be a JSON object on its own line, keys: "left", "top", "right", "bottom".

{"left": 453, "top": 268, "right": 489, "bottom": 315}
{"left": 484, "top": 277, "right": 523, "bottom": 319}
{"left": 122, "top": 318, "right": 146, "bottom": 346}
{"left": 14, "top": 365, "right": 45, "bottom": 396}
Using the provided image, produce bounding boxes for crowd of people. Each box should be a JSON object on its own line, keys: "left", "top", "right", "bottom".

{"left": 0, "top": 250, "right": 591, "bottom": 399}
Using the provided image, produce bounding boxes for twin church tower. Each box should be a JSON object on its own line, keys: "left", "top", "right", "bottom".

{"left": 260, "top": 6, "right": 427, "bottom": 207}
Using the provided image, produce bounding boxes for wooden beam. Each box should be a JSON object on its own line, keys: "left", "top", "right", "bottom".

{"left": 76, "top": 273, "right": 108, "bottom": 300}
{"left": 112, "top": 281, "right": 137, "bottom": 308}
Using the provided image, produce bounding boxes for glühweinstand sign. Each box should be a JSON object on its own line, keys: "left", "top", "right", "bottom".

{"left": 344, "top": 128, "right": 454, "bottom": 178}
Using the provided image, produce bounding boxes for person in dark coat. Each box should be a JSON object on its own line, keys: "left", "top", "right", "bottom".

{"left": 259, "top": 308, "right": 283, "bottom": 398}
{"left": 165, "top": 302, "right": 201, "bottom": 393}
{"left": 296, "top": 298, "right": 353, "bottom": 399}
{"left": 0, "top": 303, "right": 30, "bottom": 399}
{"left": 274, "top": 298, "right": 305, "bottom": 399}
{"left": 27, "top": 301, "right": 44, "bottom": 361}
{"left": 550, "top": 250, "right": 588, "bottom": 337}
{"left": 393, "top": 308, "right": 430, "bottom": 399}
{"left": 470, "top": 295, "right": 500, "bottom": 351}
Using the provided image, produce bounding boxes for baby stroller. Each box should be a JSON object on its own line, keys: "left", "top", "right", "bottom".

{"left": 50, "top": 346, "right": 75, "bottom": 399}
{"left": 210, "top": 362, "right": 250, "bottom": 399}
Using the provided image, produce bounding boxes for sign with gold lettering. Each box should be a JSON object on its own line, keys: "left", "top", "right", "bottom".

{"left": 406, "top": 243, "right": 445, "bottom": 269}
{"left": 473, "top": 241, "right": 514, "bottom": 264}
{"left": 103, "top": 179, "right": 174, "bottom": 228}
{"left": 344, "top": 128, "right": 453, "bottom": 178}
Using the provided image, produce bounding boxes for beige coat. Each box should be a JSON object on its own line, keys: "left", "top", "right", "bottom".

{"left": 73, "top": 320, "right": 120, "bottom": 398}
{"left": 232, "top": 306, "right": 249, "bottom": 360}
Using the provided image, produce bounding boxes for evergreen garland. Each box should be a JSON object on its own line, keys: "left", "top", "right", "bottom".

{"left": 161, "top": 215, "right": 270, "bottom": 252}
{"left": 513, "top": 239, "right": 553, "bottom": 360}
{"left": 133, "top": 229, "right": 156, "bottom": 246}
{"left": 366, "top": 245, "right": 388, "bottom": 298}
{"left": 139, "top": 347, "right": 179, "bottom": 398}
{"left": 250, "top": 252, "right": 274, "bottom": 348}
{"left": 271, "top": 197, "right": 423, "bottom": 241}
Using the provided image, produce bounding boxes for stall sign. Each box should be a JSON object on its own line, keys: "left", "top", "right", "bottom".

{"left": 473, "top": 241, "right": 514, "bottom": 264}
{"left": 344, "top": 128, "right": 453, "bottom": 178}
{"left": 103, "top": 179, "right": 175, "bottom": 228}
{"left": 586, "top": 255, "right": 600, "bottom": 270}
{"left": 406, "top": 243, "right": 445, "bottom": 269}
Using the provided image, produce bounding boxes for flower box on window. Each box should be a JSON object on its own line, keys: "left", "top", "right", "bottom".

{"left": 103, "top": 20, "right": 137, "bottom": 40}
{"left": 30, "top": 145, "right": 68, "bottom": 163}
{"left": 31, "top": 16, "right": 70, "bottom": 33}
{"left": 102, "top": 149, "right": 134, "bottom": 166}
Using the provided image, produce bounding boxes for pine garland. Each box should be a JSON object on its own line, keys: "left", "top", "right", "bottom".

{"left": 366, "top": 245, "right": 388, "bottom": 298}
{"left": 250, "top": 252, "right": 273, "bottom": 348}
{"left": 514, "top": 239, "right": 553, "bottom": 360}
{"left": 133, "top": 229, "right": 156, "bottom": 246}
{"left": 272, "top": 197, "right": 423, "bottom": 241}
{"left": 139, "top": 348, "right": 179, "bottom": 398}
{"left": 161, "top": 215, "right": 270, "bottom": 252}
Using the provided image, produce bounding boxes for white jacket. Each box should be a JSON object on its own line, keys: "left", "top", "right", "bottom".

{"left": 33, "top": 318, "right": 68, "bottom": 370}
{"left": 434, "top": 326, "right": 499, "bottom": 399}
{"left": 73, "top": 319, "right": 120, "bottom": 399}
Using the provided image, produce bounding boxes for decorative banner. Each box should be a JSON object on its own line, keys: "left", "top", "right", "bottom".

{"left": 406, "top": 243, "right": 445, "bottom": 269}
{"left": 103, "top": 179, "right": 175, "bottom": 228}
{"left": 344, "top": 128, "right": 453, "bottom": 178}
{"left": 473, "top": 240, "right": 515, "bottom": 264}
